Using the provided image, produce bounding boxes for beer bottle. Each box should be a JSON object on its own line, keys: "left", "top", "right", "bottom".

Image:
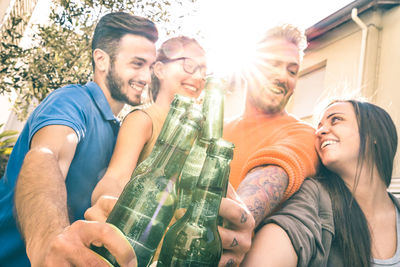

{"left": 157, "top": 139, "right": 234, "bottom": 267}
{"left": 175, "top": 77, "right": 225, "bottom": 218}
{"left": 92, "top": 107, "right": 204, "bottom": 267}
{"left": 132, "top": 94, "right": 194, "bottom": 178}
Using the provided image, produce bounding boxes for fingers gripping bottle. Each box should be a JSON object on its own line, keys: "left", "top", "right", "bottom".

{"left": 157, "top": 139, "right": 234, "bottom": 267}
{"left": 175, "top": 77, "right": 226, "bottom": 219}
{"left": 132, "top": 94, "right": 194, "bottom": 178}
{"left": 92, "top": 107, "right": 204, "bottom": 267}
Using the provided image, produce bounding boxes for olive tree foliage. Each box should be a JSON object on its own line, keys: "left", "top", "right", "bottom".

{"left": 0, "top": 124, "right": 18, "bottom": 177}
{"left": 0, "top": 0, "right": 197, "bottom": 120}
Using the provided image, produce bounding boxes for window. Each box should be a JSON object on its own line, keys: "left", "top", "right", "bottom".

{"left": 288, "top": 63, "right": 326, "bottom": 120}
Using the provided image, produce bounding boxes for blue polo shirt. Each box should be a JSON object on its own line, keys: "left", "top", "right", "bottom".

{"left": 0, "top": 82, "right": 120, "bottom": 266}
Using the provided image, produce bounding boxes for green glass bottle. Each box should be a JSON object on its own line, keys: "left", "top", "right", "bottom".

{"left": 175, "top": 77, "right": 226, "bottom": 218}
{"left": 157, "top": 139, "right": 234, "bottom": 267}
{"left": 92, "top": 107, "right": 204, "bottom": 267}
{"left": 132, "top": 94, "right": 194, "bottom": 178}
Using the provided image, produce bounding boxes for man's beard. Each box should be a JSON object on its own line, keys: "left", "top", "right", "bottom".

{"left": 106, "top": 63, "right": 141, "bottom": 106}
{"left": 248, "top": 87, "right": 286, "bottom": 115}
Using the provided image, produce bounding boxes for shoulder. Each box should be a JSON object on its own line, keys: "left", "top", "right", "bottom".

{"left": 299, "top": 178, "right": 324, "bottom": 193}
{"left": 224, "top": 115, "right": 244, "bottom": 131}
{"left": 50, "top": 84, "right": 90, "bottom": 102}
{"left": 279, "top": 113, "right": 315, "bottom": 131}
{"left": 28, "top": 84, "right": 92, "bottom": 141}
{"left": 272, "top": 178, "right": 332, "bottom": 222}
{"left": 286, "top": 178, "right": 325, "bottom": 205}
{"left": 389, "top": 192, "right": 400, "bottom": 209}
{"left": 296, "top": 178, "right": 334, "bottom": 229}
{"left": 36, "top": 84, "right": 92, "bottom": 117}
{"left": 122, "top": 108, "right": 153, "bottom": 132}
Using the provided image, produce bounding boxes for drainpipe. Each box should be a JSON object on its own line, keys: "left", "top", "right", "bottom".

{"left": 351, "top": 8, "right": 368, "bottom": 91}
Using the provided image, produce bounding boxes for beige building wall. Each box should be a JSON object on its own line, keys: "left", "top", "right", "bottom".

{"left": 0, "top": 0, "right": 13, "bottom": 26}
{"left": 288, "top": 5, "right": 400, "bottom": 186}
{"left": 1, "top": 0, "right": 39, "bottom": 34}
{"left": 377, "top": 5, "right": 400, "bottom": 180}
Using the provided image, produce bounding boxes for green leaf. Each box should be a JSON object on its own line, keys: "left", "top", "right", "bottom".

{"left": 0, "top": 130, "right": 19, "bottom": 139}
{"left": 0, "top": 0, "right": 199, "bottom": 120}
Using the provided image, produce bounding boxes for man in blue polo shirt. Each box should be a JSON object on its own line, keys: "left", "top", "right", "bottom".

{"left": 0, "top": 10, "right": 257, "bottom": 267}
{"left": 0, "top": 12, "right": 158, "bottom": 266}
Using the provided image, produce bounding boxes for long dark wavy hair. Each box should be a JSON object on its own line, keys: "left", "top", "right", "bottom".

{"left": 317, "top": 100, "right": 398, "bottom": 267}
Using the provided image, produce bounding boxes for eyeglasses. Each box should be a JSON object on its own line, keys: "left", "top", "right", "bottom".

{"left": 161, "top": 57, "right": 208, "bottom": 77}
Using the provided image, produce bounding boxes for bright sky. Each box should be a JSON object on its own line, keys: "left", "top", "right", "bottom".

{"left": 175, "top": 0, "right": 356, "bottom": 76}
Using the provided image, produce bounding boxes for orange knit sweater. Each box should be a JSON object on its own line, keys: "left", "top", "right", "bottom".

{"left": 223, "top": 112, "right": 319, "bottom": 199}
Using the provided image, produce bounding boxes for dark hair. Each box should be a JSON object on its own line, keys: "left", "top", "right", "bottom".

{"left": 150, "top": 36, "right": 204, "bottom": 101}
{"left": 318, "top": 100, "right": 398, "bottom": 267}
{"left": 91, "top": 12, "right": 158, "bottom": 70}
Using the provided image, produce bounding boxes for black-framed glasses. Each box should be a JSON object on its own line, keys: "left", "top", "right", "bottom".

{"left": 162, "top": 57, "right": 208, "bottom": 77}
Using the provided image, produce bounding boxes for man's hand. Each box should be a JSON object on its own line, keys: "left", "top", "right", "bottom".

{"left": 41, "top": 220, "right": 137, "bottom": 267}
{"left": 218, "top": 184, "right": 255, "bottom": 267}
{"left": 85, "top": 195, "right": 118, "bottom": 222}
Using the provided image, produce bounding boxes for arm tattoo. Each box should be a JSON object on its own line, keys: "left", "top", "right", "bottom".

{"left": 237, "top": 165, "right": 288, "bottom": 227}
{"left": 230, "top": 237, "right": 238, "bottom": 248}
{"left": 226, "top": 259, "right": 235, "bottom": 267}
{"left": 240, "top": 212, "right": 248, "bottom": 223}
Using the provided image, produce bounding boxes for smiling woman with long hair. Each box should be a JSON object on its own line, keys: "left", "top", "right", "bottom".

{"left": 242, "top": 99, "right": 399, "bottom": 267}
{"left": 90, "top": 36, "right": 207, "bottom": 203}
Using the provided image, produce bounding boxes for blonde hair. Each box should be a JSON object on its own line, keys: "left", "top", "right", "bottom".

{"left": 259, "top": 23, "right": 307, "bottom": 59}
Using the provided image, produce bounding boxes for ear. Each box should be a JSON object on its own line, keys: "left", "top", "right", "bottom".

{"left": 93, "top": 48, "right": 110, "bottom": 73}
{"left": 152, "top": 61, "right": 165, "bottom": 81}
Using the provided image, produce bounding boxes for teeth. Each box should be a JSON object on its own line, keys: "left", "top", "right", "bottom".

{"left": 130, "top": 82, "right": 143, "bottom": 92}
{"left": 184, "top": 85, "right": 198, "bottom": 92}
{"left": 321, "top": 140, "right": 338, "bottom": 148}
{"left": 269, "top": 86, "right": 284, "bottom": 94}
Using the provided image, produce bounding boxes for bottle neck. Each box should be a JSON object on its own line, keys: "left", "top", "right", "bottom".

{"left": 185, "top": 155, "right": 231, "bottom": 224}
{"left": 152, "top": 122, "right": 200, "bottom": 182}
{"left": 155, "top": 103, "right": 191, "bottom": 147}
{"left": 201, "top": 89, "right": 224, "bottom": 140}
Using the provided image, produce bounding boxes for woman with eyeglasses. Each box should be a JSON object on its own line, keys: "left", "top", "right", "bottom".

{"left": 89, "top": 36, "right": 207, "bottom": 205}
{"left": 241, "top": 99, "right": 399, "bottom": 267}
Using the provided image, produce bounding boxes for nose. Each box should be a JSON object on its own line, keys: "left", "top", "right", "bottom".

{"left": 266, "top": 64, "right": 287, "bottom": 87}
{"left": 138, "top": 67, "right": 152, "bottom": 85}
{"left": 192, "top": 68, "right": 206, "bottom": 80}
{"left": 316, "top": 124, "right": 329, "bottom": 136}
{"left": 275, "top": 65, "right": 289, "bottom": 82}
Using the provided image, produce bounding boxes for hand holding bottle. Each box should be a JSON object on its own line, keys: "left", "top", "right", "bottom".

{"left": 39, "top": 220, "right": 137, "bottom": 267}
{"left": 85, "top": 195, "right": 118, "bottom": 222}
{"left": 218, "top": 183, "right": 255, "bottom": 267}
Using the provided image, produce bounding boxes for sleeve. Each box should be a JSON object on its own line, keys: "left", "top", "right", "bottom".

{"left": 240, "top": 122, "right": 319, "bottom": 199}
{"left": 263, "top": 179, "right": 334, "bottom": 267}
{"left": 28, "top": 87, "right": 87, "bottom": 144}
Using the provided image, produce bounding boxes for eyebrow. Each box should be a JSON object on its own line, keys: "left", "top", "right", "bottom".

{"left": 326, "top": 112, "right": 344, "bottom": 119}
{"left": 131, "top": 57, "right": 147, "bottom": 63}
{"left": 317, "top": 112, "right": 345, "bottom": 127}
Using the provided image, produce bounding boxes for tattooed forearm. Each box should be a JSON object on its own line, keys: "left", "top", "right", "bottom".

{"left": 237, "top": 165, "right": 288, "bottom": 227}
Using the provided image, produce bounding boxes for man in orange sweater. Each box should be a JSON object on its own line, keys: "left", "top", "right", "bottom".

{"left": 223, "top": 24, "right": 319, "bottom": 264}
